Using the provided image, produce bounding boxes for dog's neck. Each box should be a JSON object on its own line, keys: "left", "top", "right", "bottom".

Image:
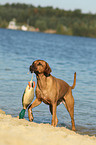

{"left": 36, "top": 73, "right": 48, "bottom": 89}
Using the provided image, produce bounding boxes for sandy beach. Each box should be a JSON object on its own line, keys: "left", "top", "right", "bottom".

{"left": 0, "top": 109, "right": 96, "bottom": 145}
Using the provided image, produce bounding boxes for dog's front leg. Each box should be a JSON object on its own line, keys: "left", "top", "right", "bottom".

{"left": 28, "top": 98, "right": 42, "bottom": 122}
{"left": 51, "top": 103, "right": 57, "bottom": 127}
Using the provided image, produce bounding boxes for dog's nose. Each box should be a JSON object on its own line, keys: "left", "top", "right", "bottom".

{"left": 29, "top": 63, "right": 36, "bottom": 73}
{"left": 29, "top": 65, "right": 33, "bottom": 72}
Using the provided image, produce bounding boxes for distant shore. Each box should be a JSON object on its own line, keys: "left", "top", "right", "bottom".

{"left": 1, "top": 3, "right": 96, "bottom": 38}
{"left": 0, "top": 109, "right": 96, "bottom": 145}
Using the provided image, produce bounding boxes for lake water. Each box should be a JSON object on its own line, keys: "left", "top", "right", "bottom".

{"left": 0, "top": 28, "right": 96, "bottom": 136}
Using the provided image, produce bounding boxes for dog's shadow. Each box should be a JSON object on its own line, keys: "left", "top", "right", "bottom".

{"left": 57, "top": 123, "right": 72, "bottom": 130}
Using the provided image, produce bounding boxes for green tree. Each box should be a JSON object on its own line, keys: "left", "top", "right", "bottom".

{"left": 56, "top": 24, "right": 72, "bottom": 35}
{"left": 35, "top": 20, "right": 47, "bottom": 31}
{"left": 0, "top": 20, "right": 8, "bottom": 28}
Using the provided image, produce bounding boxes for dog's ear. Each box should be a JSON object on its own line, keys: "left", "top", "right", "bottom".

{"left": 44, "top": 62, "right": 52, "bottom": 76}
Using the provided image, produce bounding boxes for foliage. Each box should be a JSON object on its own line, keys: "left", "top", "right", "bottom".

{"left": 35, "top": 20, "right": 47, "bottom": 31}
{"left": 0, "top": 3, "right": 96, "bottom": 37}
{"left": 0, "top": 17, "right": 8, "bottom": 28}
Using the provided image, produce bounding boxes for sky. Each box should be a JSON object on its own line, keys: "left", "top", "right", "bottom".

{"left": 0, "top": 0, "right": 96, "bottom": 14}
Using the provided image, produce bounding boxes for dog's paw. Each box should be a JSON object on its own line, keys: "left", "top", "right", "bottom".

{"left": 29, "top": 115, "right": 34, "bottom": 122}
{"left": 72, "top": 126, "right": 76, "bottom": 131}
{"left": 28, "top": 108, "right": 34, "bottom": 121}
{"left": 28, "top": 112, "right": 34, "bottom": 121}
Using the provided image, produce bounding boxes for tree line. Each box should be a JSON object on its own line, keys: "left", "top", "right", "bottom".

{"left": 0, "top": 3, "right": 96, "bottom": 38}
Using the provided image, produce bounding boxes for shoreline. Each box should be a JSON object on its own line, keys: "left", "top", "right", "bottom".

{"left": 0, "top": 109, "right": 96, "bottom": 145}
{"left": 1, "top": 28, "right": 96, "bottom": 39}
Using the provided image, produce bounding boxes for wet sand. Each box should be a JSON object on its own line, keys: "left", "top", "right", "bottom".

{"left": 0, "top": 109, "right": 96, "bottom": 145}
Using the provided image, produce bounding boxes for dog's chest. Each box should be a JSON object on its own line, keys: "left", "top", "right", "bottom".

{"left": 36, "top": 75, "right": 55, "bottom": 104}
{"left": 37, "top": 86, "right": 50, "bottom": 97}
{"left": 36, "top": 85, "right": 52, "bottom": 104}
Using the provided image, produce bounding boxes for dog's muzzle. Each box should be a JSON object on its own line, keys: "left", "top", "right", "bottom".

{"left": 30, "top": 64, "right": 38, "bottom": 74}
{"left": 30, "top": 65, "right": 34, "bottom": 73}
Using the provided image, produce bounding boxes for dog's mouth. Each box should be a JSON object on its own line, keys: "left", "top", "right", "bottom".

{"left": 30, "top": 65, "right": 39, "bottom": 74}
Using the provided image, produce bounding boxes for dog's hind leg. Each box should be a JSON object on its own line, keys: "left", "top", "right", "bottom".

{"left": 63, "top": 91, "right": 76, "bottom": 131}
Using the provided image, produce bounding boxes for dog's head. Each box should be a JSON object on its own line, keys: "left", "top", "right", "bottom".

{"left": 30, "top": 60, "right": 52, "bottom": 76}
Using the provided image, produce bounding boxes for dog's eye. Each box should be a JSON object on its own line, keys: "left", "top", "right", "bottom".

{"left": 38, "top": 62, "right": 42, "bottom": 66}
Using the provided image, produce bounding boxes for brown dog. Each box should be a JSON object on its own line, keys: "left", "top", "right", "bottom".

{"left": 28, "top": 60, "right": 76, "bottom": 131}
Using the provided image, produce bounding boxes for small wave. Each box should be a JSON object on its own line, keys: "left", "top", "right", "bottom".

{"left": 5, "top": 68, "right": 12, "bottom": 71}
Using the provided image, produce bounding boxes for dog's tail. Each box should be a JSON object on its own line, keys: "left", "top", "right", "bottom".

{"left": 71, "top": 72, "right": 76, "bottom": 89}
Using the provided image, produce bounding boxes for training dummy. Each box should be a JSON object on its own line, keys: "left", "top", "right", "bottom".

{"left": 19, "top": 73, "right": 35, "bottom": 119}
